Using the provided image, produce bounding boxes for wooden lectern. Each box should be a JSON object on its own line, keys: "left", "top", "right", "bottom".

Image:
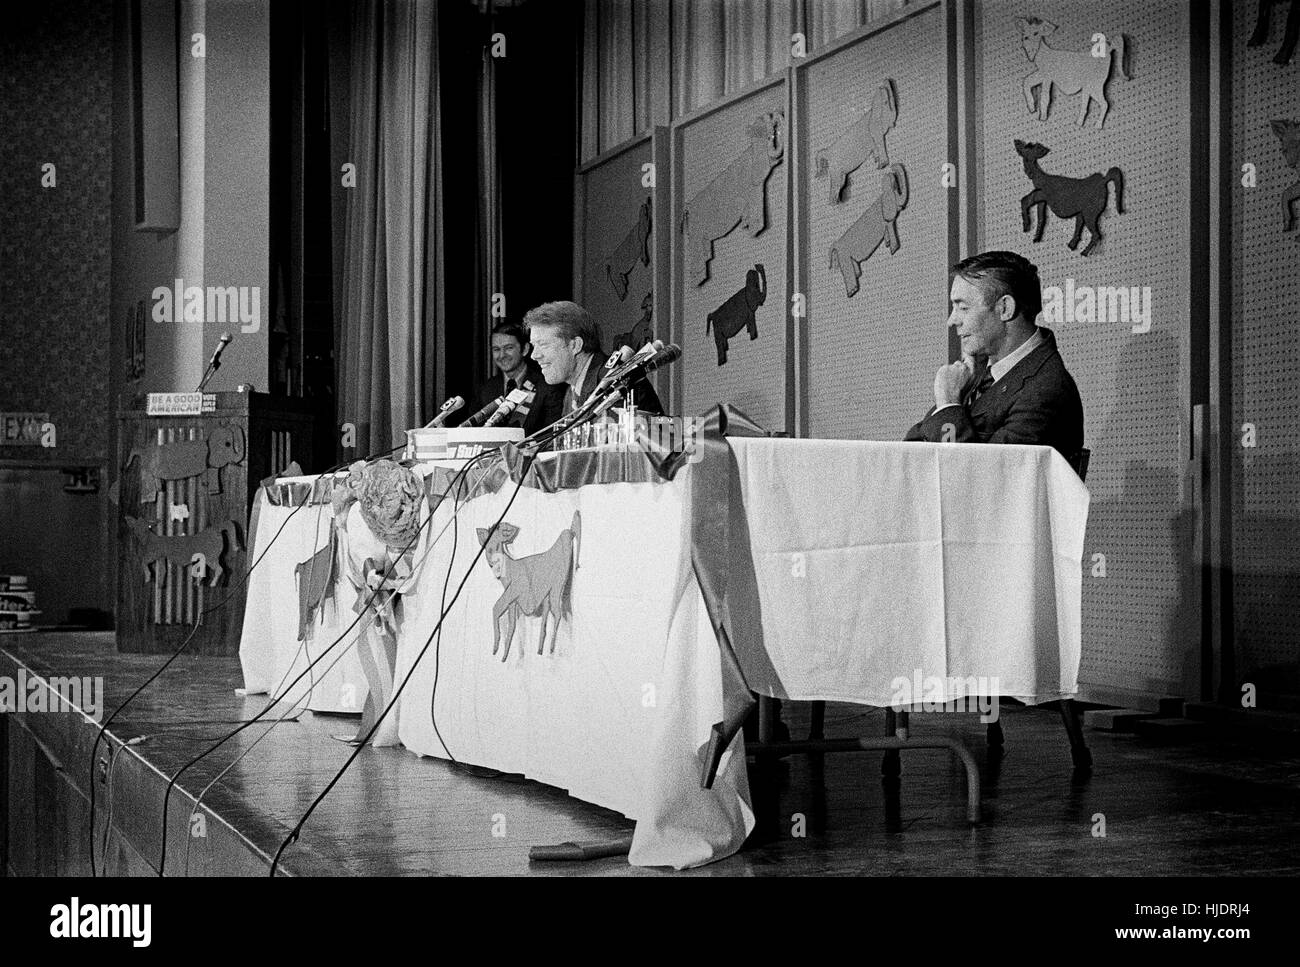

{"left": 116, "top": 392, "right": 314, "bottom": 655}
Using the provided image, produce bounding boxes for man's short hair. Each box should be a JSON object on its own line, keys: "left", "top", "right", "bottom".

{"left": 490, "top": 321, "right": 529, "bottom": 348}
{"left": 952, "top": 251, "right": 1043, "bottom": 323}
{"left": 522, "top": 301, "right": 603, "bottom": 356}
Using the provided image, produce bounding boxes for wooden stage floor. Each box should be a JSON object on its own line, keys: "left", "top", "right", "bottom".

{"left": 4, "top": 632, "right": 1300, "bottom": 876}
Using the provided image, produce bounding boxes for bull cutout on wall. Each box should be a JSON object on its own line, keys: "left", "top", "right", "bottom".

{"left": 682, "top": 112, "right": 785, "bottom": 286}
{"left": 1272, "top": 120, "right": 1300, "bottom": 235}
{"left": 1018, "top": 17, "right": 1130, "bottom": 129}
{"left": 605, "top": 196, "right": 652, "bottom": 301}
{"left": 707, "top": 264, "right": 766, "bottom": 366}
{"left": 1250, "top": 0, "right": 1299, "bottom": 65}
{"left": 1015, "top": 140, "right": 1124, "bottom": 257}
{"left": 478, "top": 512, "right": 581, "bottom": 662}
{"left": 815, "top": 80, "right": 897, "bottom": 205}
{"left": 828, "top": 165, "right": 909, "bottom": 298}
{"left": 128, "top": 423, "right": 246, "bottom": 502}
{"left": 612, "top": 292, "right": 655, "bottom": 351}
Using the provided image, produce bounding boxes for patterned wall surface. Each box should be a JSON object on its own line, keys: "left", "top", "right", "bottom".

{"left": 674, "top": 81, "right": 790, "bottom": 432}
{"left": 0, "top": 0, "right": 113, "bottom": 465}
{"left": 802, "top": 4, "right": 951, "bottom": 441}
{"left": 977, "top": 0, "right": 1194, "bottom": 698}
{"left": 1231, "top": 0, "right": 1300, "bottom": 697}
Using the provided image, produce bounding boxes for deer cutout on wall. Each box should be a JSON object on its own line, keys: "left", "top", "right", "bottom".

{"left": 1015, "top": 140, "right": 1124, "bottom": 257}
{"left": 815, "top": 80, "right": 898, "bottom": 205}
{"left": 1273, "top": 120, "right": 1300, "bottom": 235}
{"left": 1018, "top": 17, "right": 1130, "bottom": 129}
{"left": 605, "top": 196, "right": 652, "bottom": 301}
{"left": 1249, "top": 0, "right": 1299, "bottom": 65}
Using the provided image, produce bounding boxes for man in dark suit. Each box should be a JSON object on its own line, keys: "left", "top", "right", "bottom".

{"left": 523, "top": 300, "right": 664, "bottom": 421}
{"left": 465, "top": 321, "right": 563, "bottom": 436}
{"left": 905, "top": 251, "right": 1084, "bottom": 460}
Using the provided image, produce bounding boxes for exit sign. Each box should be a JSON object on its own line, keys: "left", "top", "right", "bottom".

{"left": 0, "top": 412, "right": 50, "bottom": 446}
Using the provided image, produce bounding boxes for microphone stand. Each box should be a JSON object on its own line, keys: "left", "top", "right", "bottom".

{"left": 195, "top": 357, "right": 220, "bottom": 394}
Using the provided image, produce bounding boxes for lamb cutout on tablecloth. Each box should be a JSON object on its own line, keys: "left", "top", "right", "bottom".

{"left": 707, "top": 264, "right": 766, "bottom": 366}
{"left": 827, "top": 164, "right": 909, "bottom": 298}
{"left": 1015, "top": 140, "right": 1124, "bottom": 257}
{"left": 1249, "top": 0, "right": 1299, "bottom": 65}
{"left": 1017, "top": 17, "right": 1130, "bottom": 129}
{"left": 815, "top": 79, "right": 897, "bottom": 205}
{"left": 1271, "top": 120, "right": 1300, "bottom": 236}
{"left": 605, "top": 196, "right": 652, "bottom": 301}
{"left": 478, "top": 512, "right": 581, "bottom": 662}
{"left": 681, "top": 111, "right": 785, "bottom": 286}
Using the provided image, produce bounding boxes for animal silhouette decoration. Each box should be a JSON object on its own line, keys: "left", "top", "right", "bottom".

{"left": 612, "top": 292, "right": 655, "bottom": 351}
{"left": 294, "top": 537, "right": 337, "bottom": 641}
{"left": 1249, "top": 0, "right": 1299, "bottom": 65}
{"left": 828, "top": 164, "right": 909, "bottom": 298}
{"left": 1015, "top": 140, "right": 1124, "bottom": 257}
{"left": 1271, "top": 120, "right": 1300, "bottom": 234}
{"left": 815, "top": 80, "right": 898, "bottom": 205}
{"left": 478, "top": 512, "right": 581, "bottom": 661}
{"left": 706, "top": 265, "right": 766, "bottom": 366}
{"left": 1018, "top": 17, "right": 1130, "bottom": 129}
{"left": 681, "top": 111, "right": 785, "bottom": 286}
{"left": 605, "top": 196, "right": 652, "bottom": 301}
{"left": 125, "top": 516, "right": 241, "bottom": 587}
{"left": 128, "top": 423, "right": 246, "bottom": 502}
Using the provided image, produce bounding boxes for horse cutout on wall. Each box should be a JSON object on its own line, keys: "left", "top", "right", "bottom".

{"left": 1018, "top": 17, "right": 1130, "bottom": 129}
{"left": 478, "top": 512, "right": 581, "bottom": 662}
{"left": 706, "top": 265, "right": 766, "bottom": 366}
{"left": 612, "top": 292, "right": 655, "bottom": 351}
{"left": 1015, "top": 140, "right": 1124, "bottom": 257}
{"left": 605, "top": 196, "right": 652, "bottom": 301}
{"left": 1249, "top": 0, "right": 1299, "bottom": 65}
{"left": 815, "top": 79, "right": 898, "bottom": 205}
{"left": 681, "top": 112, "right": 785, "bottom": 286}
{"left": 828, "top": 164, "right": 909, "bottom": 298}
{"left": 1272, "top": 120, "right": 1300, "bottom": 235}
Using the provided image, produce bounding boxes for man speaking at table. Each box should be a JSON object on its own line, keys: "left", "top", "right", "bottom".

{"left": 905, "top": 251, "right": 1084, "bottom": 460}
{"left": 524, "top": 300, "right": 664, "bottom": 419}
{"left": 467, "top": 321, "right": 564, "bottom": 435}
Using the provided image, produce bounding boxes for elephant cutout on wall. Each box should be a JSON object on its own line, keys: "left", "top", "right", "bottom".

{"left": 815, "top": 79, "right": 897, "bottom": 205}
{"left": 681, "top": 112, "right": 784, "bottom": 286}
{"left": 828, "top": 165, "right": 908, "bottom": 298}
{"left": 605, "top": 196, "right": 652, "bottom": 301}
{"left": 1249, "top": 0, "right": 1299, "bottom": 65}
{"left": 1015, "top": 140, "right": 1124, "bottom": 257}
{"left": 1272, "top": 120, "right": 1300, "bottom": 235}
{"left": 128, "top": 422, "right": 246, "bottom": 502}
{"left": 1018, "top": 17, "right": 1130, "bottom": 129}
{"left": 706, "top": 264, "right": 766, "bottom": 366}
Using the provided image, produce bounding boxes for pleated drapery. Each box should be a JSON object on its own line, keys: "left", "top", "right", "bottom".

{"left": 580, "top": 0, "right": 911, "bottom": 161}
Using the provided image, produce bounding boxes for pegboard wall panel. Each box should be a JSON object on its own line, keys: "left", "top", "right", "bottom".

{"left": 674, "top": 82, "right": 790, "bottom": 431}
{"left": 802, "top": 5, "right": 951, "bottom": 440}
{"left": 1230, "top": 0, "right": 1300, "bottom": 693}
{"left": 977, "top": 0, "right": 1194, "bottom": 697}
{"left": 578, "top": 139, "right": 658, "bottom": 353}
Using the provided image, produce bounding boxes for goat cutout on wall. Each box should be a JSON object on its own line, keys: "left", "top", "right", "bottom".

{"left": 815, "top": 80, "right": 898, "bottom": 205}
{"left": 1015, "top": 140, "right": 1124, "bottom": 257}
{"left": 478, "top": 512, "right": 581, "bottom": 662}
{"left": 605, "top": 196, "right": 652, "bottom": 301}
{"left": 1249, "top": 0, "right": 1299, "bottom": 65}
{"left": 828, "top": 165, "right": 909, "bottom": 298}
{"left": 612, "top": 292, "right": 655, "bottom": 350}
{"left": 707, "top": 264, "right": 766, "bottom": 366}
{"left": 1018, "top": 17, "right": 1130, "bottom": 129}
{"left": 1272, "top": 120, "right": 1300, "bottom": 235}
{"left": 681, "top": 112, "right": 785, "bottom": 286}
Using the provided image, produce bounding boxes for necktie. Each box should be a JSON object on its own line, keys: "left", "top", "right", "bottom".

{"left": 505, "top": 378, "right": 517, "bottom": 393}
{"left": 969, "top": 369, "right": 994, "bottom": 405}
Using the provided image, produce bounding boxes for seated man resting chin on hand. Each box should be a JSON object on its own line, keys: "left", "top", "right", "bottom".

{"left": 904, "top": 250, "right": 1084, "bottom": 462}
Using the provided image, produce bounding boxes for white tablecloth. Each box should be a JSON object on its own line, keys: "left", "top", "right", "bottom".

{"left": 239, "top": 438, "right": 1089, "bottom": 868}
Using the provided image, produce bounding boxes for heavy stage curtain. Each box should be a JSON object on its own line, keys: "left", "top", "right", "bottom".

{"left": 580, "top": 0, "right": 911, "bottom": 160}
{"left": 332, "top": 0, "right": 446, "bottom": 455}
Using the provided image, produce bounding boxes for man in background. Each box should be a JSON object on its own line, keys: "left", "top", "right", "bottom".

{"left": 905, "top": 250, "right": 1084, "bottom": 461}
{"left": 466, "top": 321, "right": 563, "bottom": 436}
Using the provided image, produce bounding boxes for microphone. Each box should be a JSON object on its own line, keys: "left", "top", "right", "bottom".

{"left": 484, "top": 388, "right": 532, "bottom": 427}
{"left": 424, "top": 395, "right": 464, "bottom": 428}
{"left": 462, "top": 396, "right": 506, "bottom": 428}
{"left": 586, "top": 341, "right": 660, "bottom": 404}
{"left": 606, "top": 343, "right": 681, "bottom": 390}
{"left": 209, "top": 331, "right": 232, "bottom": 369}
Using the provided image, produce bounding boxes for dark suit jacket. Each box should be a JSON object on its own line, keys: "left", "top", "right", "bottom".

{"left": 904, "top": 328, "right": 1084, "bottom": 459}
{"left": 467, "top": 359, "right": 564, "bottom": 436}
{"left": 562, "top": 349, "right": 665, "bottom": 417}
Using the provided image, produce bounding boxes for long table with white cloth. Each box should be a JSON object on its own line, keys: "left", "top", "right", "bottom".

{"left": 239, "top": 425, "right": 1089, "bottom": 869}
